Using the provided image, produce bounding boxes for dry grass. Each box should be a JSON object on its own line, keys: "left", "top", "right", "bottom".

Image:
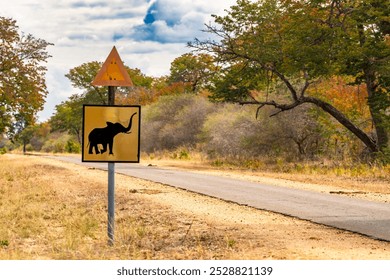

{"left": 1, "top": 154, "right": 390, "bottom": 260}
{"left": 0, "top": 154, "right": 248, "bottom": 259}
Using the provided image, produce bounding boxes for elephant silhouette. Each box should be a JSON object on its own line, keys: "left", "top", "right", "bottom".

{"left": 88, "top": 112, "right": 137, "bottom": 155}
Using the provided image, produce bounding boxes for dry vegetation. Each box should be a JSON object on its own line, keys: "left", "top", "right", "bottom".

{"left": 0, "top": 154, "right": 389, "bottom": 260}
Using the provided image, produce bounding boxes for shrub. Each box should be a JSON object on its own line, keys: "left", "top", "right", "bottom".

{"left": 65, "top": 140, "right": 80, "bottom": 153}
{"left": 201, "top": 104, "right": 278, "bottom": 158}
{"left": 41, "top": 132, "right": 74, "bottom": 153}
{"left": 141, "top": 94, "right": 213, "bottom": 153}
{"left": 201, "top": 103, "right": 326, "bottom": 161}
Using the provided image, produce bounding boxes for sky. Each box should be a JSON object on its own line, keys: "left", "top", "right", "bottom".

{"left": 1, "top": 0, "right": 237, "bottom": 121}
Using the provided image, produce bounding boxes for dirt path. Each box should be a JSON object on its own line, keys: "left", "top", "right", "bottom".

{"left": 1, "top": 154, "right": 390, "bottom": 259}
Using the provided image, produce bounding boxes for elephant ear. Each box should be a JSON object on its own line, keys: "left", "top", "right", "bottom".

{"left": 106, "top": 122, "right": 115, "bottom": 127}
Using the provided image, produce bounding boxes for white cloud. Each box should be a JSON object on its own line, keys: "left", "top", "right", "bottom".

{"left": 1, "top": 0, "right": 237, "bottom": 121}
{"left": 117, "top": 40, "right": 188, "bottom": 76}
{"left": 131, "top": 0, "right": 236, "bottom": 43}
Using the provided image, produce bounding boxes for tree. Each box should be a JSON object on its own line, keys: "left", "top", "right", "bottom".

{"left": 341, "top": 0, "right": 390, "bottom": 153}
{"left": 0, "top": 17, "right": 52, "bottom": 137}
{"left": 190, "top": 0, "right": 389, "bottom": 156}
{"left": 50, "top": 94, "right": 84, "bottom": 143}
{"left": 65, "top": 61, "right": 108, "bottom": 104}
{"left": 168, "top": 53, "right": 217, "bottom": 92}
{"left": 16, "top": 124, "right": 37, "bottom": 154}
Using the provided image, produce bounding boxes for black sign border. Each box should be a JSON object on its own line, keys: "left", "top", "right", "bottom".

{"left": 82, "top": 105, "right": 141, "bottom": 163}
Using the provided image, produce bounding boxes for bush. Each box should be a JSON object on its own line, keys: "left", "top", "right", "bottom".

{"left": 171, "top": 149, "right": 190, "bottom": 160}
{"left": 41, "top": 132, "right": 77, "bottom": 153}
{"left": 141, "top": 94, "right": 213, "bottom": 152}
{"left": 201, "top": 103, "right": 326, "bottom": 161}
{"left": 201, "top": 104, "right": 260, "bottom": 158}
{"left": 65, "top": 140, "right": 80, "bottom": 153}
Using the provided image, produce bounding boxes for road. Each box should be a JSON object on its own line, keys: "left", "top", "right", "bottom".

{"left": 48, "top": 155, "right": 390, "bottom": 242}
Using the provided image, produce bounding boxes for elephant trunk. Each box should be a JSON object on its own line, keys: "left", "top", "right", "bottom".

{"left": 125, "top": 112, "right": 137, "bottom": 133}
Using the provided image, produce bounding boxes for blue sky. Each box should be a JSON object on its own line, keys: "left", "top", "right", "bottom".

{"left": 1, "top": 0, "right": 236, "bottom": 121}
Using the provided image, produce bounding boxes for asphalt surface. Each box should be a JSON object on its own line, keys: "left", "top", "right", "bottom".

{"left": 48, "top": 155, "right": 390, "bottom": 242}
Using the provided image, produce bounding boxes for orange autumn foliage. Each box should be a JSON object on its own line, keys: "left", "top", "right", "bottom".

{"left": 116, "top": 82, "right": 194, "bottom": 106}
{"left": 309, "top": 76, "right": 371, "bottom": 120}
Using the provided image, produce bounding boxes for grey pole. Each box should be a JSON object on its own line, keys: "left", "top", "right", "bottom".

{"left": 107, "top": 86, "right": 115, "bottom": 245}
{"left": 108, "top": 162, "right": 115, "bottom": 245}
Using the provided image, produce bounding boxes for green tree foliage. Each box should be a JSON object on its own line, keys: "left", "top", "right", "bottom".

{"left": 7, "top": 121, "right": 53, "bottom": 153}
{"left": 190, "top": 0, "right": 389, "bottom": 156}
{"left": 50, "top": 94, "right": 84, "bottom": 143}
{"left": 29, "top": 122, "right": 51, "bottom": 151}
{"left": 65, "top": 61, "right": 108, "bottom": 104}
{"left": 17, "top": 125, "right": 36, "bottom": 154}
{"left": 0, "top": 17, "right": 52, "bottom": 137}
{"left": 127, "top": 68, "right": 154, "bottom": 88}
{"left": 168, "top": 53, "right": 217, "bottom": 92}
{"left": 209, "top": 63, "right": 265, "bottom": 102}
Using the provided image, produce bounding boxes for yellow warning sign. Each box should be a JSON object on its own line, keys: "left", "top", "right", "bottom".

{"left": 91, "top": 46, "right": 134, "bottom": 87}
{"left": 82, "top": 105, "right": 140, "bottom": 162}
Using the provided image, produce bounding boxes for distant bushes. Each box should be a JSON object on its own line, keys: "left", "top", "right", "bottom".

{"left": 41, "top": 134, "right": 80, "bottom": 153}
{"left": 142, "top": 94, "right": 214, "bottom": 152}
{"left": 141, "top": 94, "right": 359, "bottom": 162}
{"left": 4, "top": 131, "right": 80, "bottom": 154}
{"left": 6, "top": 93, "right": 379, "bottom": 163}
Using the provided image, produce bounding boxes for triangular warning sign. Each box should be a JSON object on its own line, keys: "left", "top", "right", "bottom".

{"left": 92, "top": 46, "right": 133, "bottom": 87}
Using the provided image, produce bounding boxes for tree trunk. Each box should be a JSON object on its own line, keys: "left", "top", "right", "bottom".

{"left": 365, "top": 70, "right": 389, "bottom": 152}
{"left": 357, "top": 23, "right": 388, "bottom": 152}
{"left": 302, "top": 96, "right": 378, "bottom": 153}
{"left": 370, "top": 106, "right": 389, "bottom": 151}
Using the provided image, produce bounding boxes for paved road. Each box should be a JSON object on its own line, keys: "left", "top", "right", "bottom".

{"left": 48, "top": 155, "right": 390, "bottom": 242}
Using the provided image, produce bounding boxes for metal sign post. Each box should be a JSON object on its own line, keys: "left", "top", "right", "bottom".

{"left": 107, "top": 86, "right": 115, "bottom": 245}
{"left": 108, "top": 162, "right": 115, "bottom": 244}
